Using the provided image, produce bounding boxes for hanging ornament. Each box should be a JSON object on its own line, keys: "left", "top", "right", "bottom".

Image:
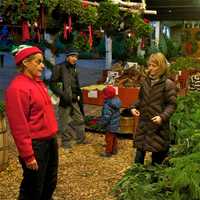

{"left": 82, "top": 0, "right": 89, "bottom": 8}
{"left": 33, "top": 22, "right": 41, "bottom": 42}
{"left": 88, "top": 25, "right": 93, "bottom": 49}
{"left": 22, "top": 21, "right": 30, "bottom": 41}
{"left": 68, "top": 16, "right": 72, "bottom": 34}
{"left": 63, "top": 21, "right": 68, "bottom": 40}
{"left": 144, "top": 18, "right": 150, "bottom": 24}
{"left": 140, "top": 38, "right": 145, "bottom": 49}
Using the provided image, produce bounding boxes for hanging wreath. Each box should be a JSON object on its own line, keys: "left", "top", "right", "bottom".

{"left": 195, "top": 31, "right": 200, "bottom": 41}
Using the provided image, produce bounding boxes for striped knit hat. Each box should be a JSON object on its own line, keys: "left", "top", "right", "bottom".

{"left": 12, "top": 45, "right": 42, "bottom": 65}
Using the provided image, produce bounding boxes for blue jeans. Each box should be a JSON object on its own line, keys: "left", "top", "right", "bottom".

{"left": 18, "top": 136, "right": 58, "bottom": 200}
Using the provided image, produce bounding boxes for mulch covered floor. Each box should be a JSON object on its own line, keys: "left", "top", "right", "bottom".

{"left": 0, "top": 105, "right": 134, "bottom": 200}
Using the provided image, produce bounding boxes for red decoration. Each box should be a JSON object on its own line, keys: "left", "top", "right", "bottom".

{"left": 140, "top": 38, "right": 145, "bottom": 49}
{"left": 33, "top": 22, "right": 41, "bottom": 42}
{"left": 68, "top": 16, "right": 72, "bottom": 34}
{"left": 63, "top": 21, "right": 67, "bottom": 39}
{"left": 22, "top": 21, "right": 30, "bottom": 41}
{"left": 88, "top": 25, "right": 93, "bottom": 48}
{"left": 185, "top": 42, "right": 193, "bottom": 54}
{"left": 82, "top": 0, "right": 89, "bottom": 8}
{"left": 144, "top": 18, "right": 150, "bottom": 24}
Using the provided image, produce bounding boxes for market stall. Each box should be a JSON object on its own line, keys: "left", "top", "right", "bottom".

{"left": 82, "top": 62, "right": 143, "bottom": 108}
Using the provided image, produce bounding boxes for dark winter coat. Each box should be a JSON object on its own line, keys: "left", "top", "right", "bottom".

{"left": 50, "top": 61, "right": 84, "bottom": 114}
{"left": 100, "top": 97, "right": 121, "bottom": 132}
{"left": 131, "top": 75, "right": 177, "bottom": 152}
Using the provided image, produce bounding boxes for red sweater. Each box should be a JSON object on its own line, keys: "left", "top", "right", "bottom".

{"left": 5, "top": 74, "right": 58, "bottom": 162}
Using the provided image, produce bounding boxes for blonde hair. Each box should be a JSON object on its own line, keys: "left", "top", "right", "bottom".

{"left": 148, "top": 52, "right": 169, "bottom": 77}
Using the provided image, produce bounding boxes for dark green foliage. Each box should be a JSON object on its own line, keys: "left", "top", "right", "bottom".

{"left": 114, "top": 91, "right": 200, "bottom": 200}
{"left": 170, "top": 57, "right": 200, "bottom": 72}
{"left": 170, "top": 91, "right": 200, "bottom": 143}
{"left": 58, "top": 0, "right": 82, "bottom": 16}
{"left": 84, "top": 115, "right": 105, "bottom": 132}
{"left": 123, "top": 13, "right": 153, "bottom": 38}
{"left": 97, "top": 0, "right": 120, "bottom": 36}
{"left": 0, "top": 101, "right": 5, "bottom": 113}
{"left": 96, "top": 38, "right": 105, "bottom": 57}
{"left": 79, "top": 6, "right": 98, "bottom": 27}
{"left": 147, "top": 34, "right": 181, "bottom": 59}
{"left": 73, "top": 32, "right": 90, "bottom": 52}
{"left": 1, "top": 0, "right": 40, "bottom": 24}
{"left": 112, "top": 35, "right": 126, "bottom": 60}
{"left": 113, "top": 164, "right": 171, "bottom": 200}
{"left": 165, "top": 153, "right": 200, "bottom": 200}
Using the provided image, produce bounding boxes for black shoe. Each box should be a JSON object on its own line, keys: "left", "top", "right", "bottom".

{"left": 112, "top": 149, "right": 118, "bottom": 155}
{"left": 100, "top": 152, "right": 112, "bottom": 157}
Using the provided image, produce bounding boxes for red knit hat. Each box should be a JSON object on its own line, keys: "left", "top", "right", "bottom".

{"left": 103, "top": 85, "right": 116, "bottom": 100}
{"left": 13, "top": 45, "right": 42, "bottom": 65}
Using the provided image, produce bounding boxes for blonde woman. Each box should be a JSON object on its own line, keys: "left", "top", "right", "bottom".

{"left": 131, "top": 52, "right": 177, "bottom": 165}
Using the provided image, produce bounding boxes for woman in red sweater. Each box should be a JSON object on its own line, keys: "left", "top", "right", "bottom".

{"left": 5, "top": 45, "right": 58, "bottom": 200}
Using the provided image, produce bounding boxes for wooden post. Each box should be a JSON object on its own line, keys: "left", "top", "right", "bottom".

{"left": 155, "top": 21, "right": 160, "bottom": 47}
{"left": 0, "top": 112, "right": 9, "bottom": 171}
{"left": 105, "top": 35, "right": 112, "bottom": 69}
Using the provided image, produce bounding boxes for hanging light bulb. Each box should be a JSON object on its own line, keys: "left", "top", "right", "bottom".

{"left": 100, "top": 27, "right": 104, "bottom": 33}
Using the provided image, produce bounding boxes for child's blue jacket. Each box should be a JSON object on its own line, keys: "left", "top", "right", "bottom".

{"left": 100, "top": 97, "right": 121, "bottom": 132}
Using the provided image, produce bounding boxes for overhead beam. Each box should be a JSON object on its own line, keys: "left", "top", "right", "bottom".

{"left": 81, "top": 0, "right": 157, "bottom": 15}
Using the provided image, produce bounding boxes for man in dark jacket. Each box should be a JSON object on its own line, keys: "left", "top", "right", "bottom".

{"left": 50, "top": 49, "right": 86, "bottom": 148}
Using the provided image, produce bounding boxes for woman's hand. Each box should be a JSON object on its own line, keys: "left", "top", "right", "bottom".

{"left": 26, "top": 159, "right": 39, "bottom": 171}
{"left": 151, "top": 116, "right": 162, "bottom": 125}
{"left": 131, "top": 108, "right": 140, "bottom": 117}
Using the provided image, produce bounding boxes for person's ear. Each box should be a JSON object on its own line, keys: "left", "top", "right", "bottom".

{"left": 22, "top": 59, "right": 29, "bottom": 67}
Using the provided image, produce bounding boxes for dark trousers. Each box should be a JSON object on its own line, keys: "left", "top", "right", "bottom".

{"left": 134, "top": 148, "right": 168, "bottom": 165}
{"left": 18, "top": 136, "right": 58, "bottom": 200}
{"left": 105, "top": 132, "right": 118, "bottom": 154}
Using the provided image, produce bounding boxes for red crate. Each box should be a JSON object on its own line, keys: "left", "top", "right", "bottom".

{"left": 82, "top": 87, "right": 140, "bottom": 108}
{"left": 82, "top": 90, "right": 104, "bottom": 106}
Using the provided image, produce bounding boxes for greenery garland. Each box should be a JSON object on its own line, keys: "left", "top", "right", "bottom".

{"left": 97, "top": 0, "right": 120, "bottom": 36}
{"left": 1, "top": 0, "right": 40, "bottom": 24}
{"left": 79, "top": 6, "right": 98, "bottom": 27}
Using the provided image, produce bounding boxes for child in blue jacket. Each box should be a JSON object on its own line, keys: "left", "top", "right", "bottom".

{"left": 100, "top": 85, "right": 121, "bottom": 157}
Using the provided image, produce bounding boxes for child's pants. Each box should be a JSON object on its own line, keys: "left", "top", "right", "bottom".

{"left": 105, "top": 132, "right": 117, "bottom": 154}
